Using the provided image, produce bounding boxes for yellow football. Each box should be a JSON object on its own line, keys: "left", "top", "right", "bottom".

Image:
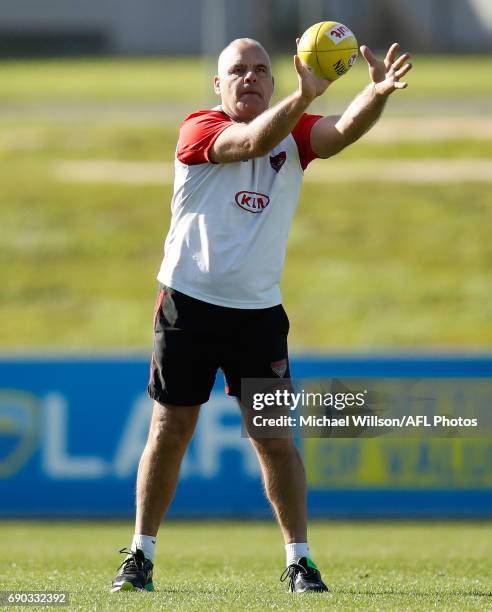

{"left": 298, "top": 21, "right": 358, "bottom": 81}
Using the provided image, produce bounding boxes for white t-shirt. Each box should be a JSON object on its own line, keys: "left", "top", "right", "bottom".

{"left": 157, "top": 107, "right": 322, "bottom": 308}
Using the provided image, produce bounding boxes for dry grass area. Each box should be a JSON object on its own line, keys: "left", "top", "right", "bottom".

{"left": 51, "top": 157, "right": 492, "bottom": 185}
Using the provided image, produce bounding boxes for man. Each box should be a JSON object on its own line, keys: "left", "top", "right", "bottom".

{"left": 111, "top": 37, "right": 411, "bottom": 594}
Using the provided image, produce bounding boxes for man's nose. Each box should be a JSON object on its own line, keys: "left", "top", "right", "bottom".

{"left": 244, "top": 70, "right": 257, "bottom": 83}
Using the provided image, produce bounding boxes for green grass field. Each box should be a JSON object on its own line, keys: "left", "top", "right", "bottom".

{"left": 1, "top": 521, "right": 491, "bottom": 610}
{"left": 1, "top": 56, "right": 491, "bottom": 350}
{"left": 3, "top": 56, "right": 492, "bottom": 102}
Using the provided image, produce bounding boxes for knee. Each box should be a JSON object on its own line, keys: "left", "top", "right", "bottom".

{"left": 148, "top": 404, "right": 198, "bottom": 451}
{"left": 148, "top": 422, "right": 186, "bottom": 451}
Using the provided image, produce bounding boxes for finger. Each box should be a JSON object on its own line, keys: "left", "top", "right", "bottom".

{"left": 393, "top": 81, "right": 408, "bottom": 90}
{"left": 392, "top": 52, "right": 411, "bottom": 71}
{"left": 360, "top": 45, "right": 377, "bottom": 66}
{"left": 394, "top": 63, "right": 412, "bottom": 79}
{"left": 384, "top": 43, "right": 400, "bottom": 69}
{"left": 296, "top": 54, "right": 311, "bottom": 70}
{"left": 294, "top": 54, "right": 308, "bottom": 76}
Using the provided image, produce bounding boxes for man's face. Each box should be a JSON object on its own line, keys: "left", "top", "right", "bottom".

{"left": 214, "top": 42, "right": 274, "bottom": 122}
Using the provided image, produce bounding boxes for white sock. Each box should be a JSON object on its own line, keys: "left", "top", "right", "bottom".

{"left": 285, "top": 542, "right": 310, "bottom": 566}
{"left": 131, "top": 534, "right": 157, "bottom": 561}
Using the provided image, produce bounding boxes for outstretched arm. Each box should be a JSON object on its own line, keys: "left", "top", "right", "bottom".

{"left": 310, "top": 43, "right": 412, "bottom": 159}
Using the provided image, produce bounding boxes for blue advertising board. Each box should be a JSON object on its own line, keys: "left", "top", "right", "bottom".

{"left": 1, "top": 355, "right": 492, "bottom": 518}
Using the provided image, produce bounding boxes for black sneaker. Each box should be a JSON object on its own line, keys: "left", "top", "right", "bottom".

{"left": 280, "top": 557, "right": 329, "bottom": 593}
{"left": 111, "top": 548, "right": 154, "bottom": 592}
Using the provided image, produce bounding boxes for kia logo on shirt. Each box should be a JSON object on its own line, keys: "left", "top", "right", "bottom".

{"left": 235, "top": 191, "right": 271, "bottom": 213}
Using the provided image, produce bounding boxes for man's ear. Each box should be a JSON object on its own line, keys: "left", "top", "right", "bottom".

{"left": 213, "top": 75, "right": 221, "bottom": 95}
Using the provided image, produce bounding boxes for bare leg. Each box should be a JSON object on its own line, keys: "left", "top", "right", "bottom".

{"left": 249, "top": 436, "right": 307, "bottom": 543}
{"left": 135, "top": 401, "right": 200, "bottom": 536}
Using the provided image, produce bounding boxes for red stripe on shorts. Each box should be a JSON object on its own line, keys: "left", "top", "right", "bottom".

{"left": 152, "top": 288, "right": 165, "bottom": 328}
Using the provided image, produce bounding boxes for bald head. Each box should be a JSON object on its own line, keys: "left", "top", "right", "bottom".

{"left": 217, "top": 38, "right": 271, "bottom": 77}
{"left": 214, "top": 38, "right": 274, "bottom": 122}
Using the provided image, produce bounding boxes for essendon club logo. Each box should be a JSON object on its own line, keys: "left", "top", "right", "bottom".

{"left": 271, "top": 358, "right": 288, "bottom": 378}
{"left": 348, "top": 53, "right": 358, "bottom": 67}
{"left": 235, "top": 191, "right": 270, "bottom": 213}
{"left": 270, "top": 151, "right": 286, "bottom": 173}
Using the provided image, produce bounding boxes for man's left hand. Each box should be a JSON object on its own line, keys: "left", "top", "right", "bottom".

{"left": 361, "top": 43, "right": 412, "bottom": 96}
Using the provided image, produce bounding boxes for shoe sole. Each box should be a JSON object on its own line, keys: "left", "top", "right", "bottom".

{"left": 291, "top": 587, "right": 329, "bottom": 593}
{"left": 111, "top": 581, "right": 154, "bottom": 593}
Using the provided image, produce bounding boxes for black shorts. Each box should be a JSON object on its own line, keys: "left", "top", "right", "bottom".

{"left": 147, "top": 285, "right": 291, "bottom": 406}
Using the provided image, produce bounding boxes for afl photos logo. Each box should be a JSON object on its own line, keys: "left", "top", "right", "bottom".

{"left": 235, "top": 191, "right": 270, "bottom": 213}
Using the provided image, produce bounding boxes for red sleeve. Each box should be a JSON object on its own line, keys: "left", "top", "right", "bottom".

{"left": 291, "top": 113, "right": 323, "bottom": 170}
{"left": 176, "top": 110, "right": 233, "bottom": 165}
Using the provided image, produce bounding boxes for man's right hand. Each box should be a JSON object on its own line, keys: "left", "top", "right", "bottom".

{"left": 294, "top": 38, "right": 332, "bottom": 102}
